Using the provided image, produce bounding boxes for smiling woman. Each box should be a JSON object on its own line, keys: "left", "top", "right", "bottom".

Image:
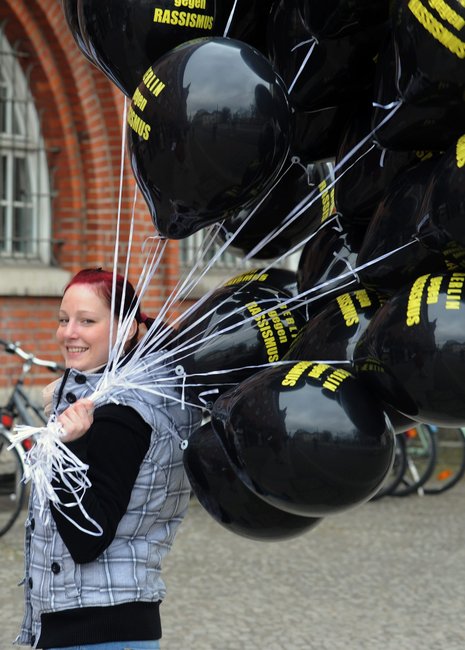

{"left": 17, "top": 268, "right": 202, "bottom": 650}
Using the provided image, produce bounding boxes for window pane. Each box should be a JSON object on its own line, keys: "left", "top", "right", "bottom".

{"left": 0, "top": 205, "right": 5, "bottom": 252}
{"left": 12, "top": 98, "right": 24, "bottom": 135}
{"left": 0, "top": 84, "right": 7, "bottom": 133}
{"left": 0, "top": 156, "right": 6, "bottom": 200}
{"left": 13, "top": 157, "right": 30, "bottom": 202}
{"left": 13, "top": 205, "right": 33, "bottom": 253}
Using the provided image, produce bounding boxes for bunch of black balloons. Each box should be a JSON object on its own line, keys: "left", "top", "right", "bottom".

{"left": 62, "top": 0, "right": 465, "bottom": 541}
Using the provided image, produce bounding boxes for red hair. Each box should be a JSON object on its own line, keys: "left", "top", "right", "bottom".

{"left": 64, "top": 268, "right": 150, "bottom": 350}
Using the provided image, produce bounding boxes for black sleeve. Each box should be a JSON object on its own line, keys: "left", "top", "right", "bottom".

{"left": 50, "top": 403, "right": 152, "bottom": 564}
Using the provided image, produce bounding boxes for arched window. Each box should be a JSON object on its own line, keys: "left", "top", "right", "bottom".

{"left": 0, "top": 27, "right": 52, "bottom": 265}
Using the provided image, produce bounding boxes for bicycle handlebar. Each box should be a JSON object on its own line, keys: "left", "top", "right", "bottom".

{"left": 0, "top": 339, "right": 64, "bottom": 373}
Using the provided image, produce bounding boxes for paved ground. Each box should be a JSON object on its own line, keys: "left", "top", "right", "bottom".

{"left": 2, "top": 484, "right": 465, "bottom": 650}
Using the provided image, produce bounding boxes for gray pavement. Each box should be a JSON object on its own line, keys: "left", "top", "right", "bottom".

{"left": 2, "top": 484, "right": 465, "bottom": 650}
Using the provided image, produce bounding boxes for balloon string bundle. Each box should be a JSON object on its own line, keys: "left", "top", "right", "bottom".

{"left": 10, "top": 91, "right": 411, "bottom": 533}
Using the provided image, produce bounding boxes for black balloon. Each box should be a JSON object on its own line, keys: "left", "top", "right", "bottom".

{"left": 354, "top": 272, "right": 465, "bottom": 426}
{"left": 284, "top": 288, "right": 419, "bottom": 434}
{"left": 372, "top": 33, "right": 465, "bottom": 151}
{"left": 291, "top": 105, "right": 349, "bottom": 162}
{"left": 416, "top": 134, "right": 465, "bottom": 266}
{"left": 392, "top": 0, "right": 465, "bottom": 104}
{"left": 214, "top": 0, "right": 271, "bottom": 54}
{"left": 285, "top": 287, "right": 384, "bottom": 364}
{"left": 184, "top": 421, "right": 321, "bottom": 541}
{"left": 217, "top": 160, "right": 333, "bottom": 259}
{"left": 357, "top": 156, "right": 450, "bottom": 295}
{"left": 335, "top": 102, "right": 427, "bottom": 224}
{"left": 297, "top": 218, "right": 366, "bottom": 318}
{"left": 61, "top": 0, "right": 95, "bottom": 63}
{"left": 127, "top": 37, "right": 291, "bottom": 239}
{"left": 211, "top": 361, "right": 395, "bottom": 516}
{"left": 298, "top": 0, "right": 390, "bottom": 40}
{"left": 78, "top": 0, "right": 216, "bottom": 96}
{"left": 269, "top": 0, "right": 383, "bottom": 112}
{"left": 174, "top": 279, "right": 307, "bottom": 405}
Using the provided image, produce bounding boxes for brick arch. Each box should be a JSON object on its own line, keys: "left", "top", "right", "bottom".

{"left": 0, "top": 0, "right": 153, "bottom": 271}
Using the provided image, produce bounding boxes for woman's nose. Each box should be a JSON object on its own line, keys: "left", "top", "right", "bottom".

{"left": 63, "top": 320, "right": 79, "bottom": 338}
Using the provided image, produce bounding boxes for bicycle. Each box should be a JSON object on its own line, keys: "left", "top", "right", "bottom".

{"left": 0, "top": 339, "right": 63, "bottom": 536}
{"left": 423, "top": 426, "right": 465, "bottom": 495}
{"left": 391, "top": 424, "right": 437, "bottom": 497}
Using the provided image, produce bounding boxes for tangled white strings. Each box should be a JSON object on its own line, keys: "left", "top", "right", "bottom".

{"left": 8, "top": 78, "right": 407, "bottom": 533}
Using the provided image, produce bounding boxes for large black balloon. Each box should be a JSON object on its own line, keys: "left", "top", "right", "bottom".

{"left": 174, "top": 279, "right": 307, "bottom": 405}
{"left": 127, "top": 37, "right": 291, "bottom": 239}
{"left": 357, "top": 156, "right": 450, "bottom": 296}
{"left": 335, "top": 102, "right": 427, "bottom": 224}
{"left": 61, "top": 0, "right": 95, "bottom": 63}
{"left": 297, "top": 218, "right": 366, "bottom": 318}
{"left": 217, "top": 160, "right": 333, "bottom": 259}
{"left": 285, "top": 287, "right": 384, "bottom": 364}
{"left": 269, "top": 0, "right": 383, "bottom": 112}
{"left": 78, "top": 0, "right": 216, "bottom": 96}
{"left": 211, "top": 362, "right": 395, "bottom": 516}
{"left": 298, "top": 0, "right": 390, "bottom": 40}
{"left": 354, "top": 271, "right": 465, "bottom": 426}
{"left": 184, "top": 421, "right": 321, "bottom": 541}
{"left": 416, "top": 134, "right": 465, "bottom": 267}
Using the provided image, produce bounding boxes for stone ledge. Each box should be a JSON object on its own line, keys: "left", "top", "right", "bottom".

{"left": 0, "top": 266, "right": 71, "bottom": 297}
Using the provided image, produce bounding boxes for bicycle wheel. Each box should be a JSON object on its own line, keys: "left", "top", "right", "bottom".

{"left": 423, "top": 427, "right": 465, "bottom": 495}
{"left": 392, "top": 424, "right": 437, "bottom": 497}
{"left": 371, "top": 434, "right": 408, "bottom": 500}
{"left": 0, "top": 430, "right": 25, "bottom": 536}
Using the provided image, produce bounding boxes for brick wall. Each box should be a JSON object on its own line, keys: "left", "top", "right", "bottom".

{"left": 0, "top": 0, "right": 181, "bottom": 388}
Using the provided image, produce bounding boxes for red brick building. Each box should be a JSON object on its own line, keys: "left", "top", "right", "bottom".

{"left": 0, "top": 0, "right": 189, "bottom": 388}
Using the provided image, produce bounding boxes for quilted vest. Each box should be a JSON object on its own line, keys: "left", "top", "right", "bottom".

{"left": 17, "top": 352, "right": 202, "bottom": 647}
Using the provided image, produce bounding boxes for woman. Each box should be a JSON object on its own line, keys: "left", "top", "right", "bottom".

{"left": 17, "top": 268, "right": 202, "bottom": 650}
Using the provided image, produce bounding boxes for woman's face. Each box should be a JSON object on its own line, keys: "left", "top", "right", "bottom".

{"left": 56, "top": 283, "right": 116, "bottom": 371}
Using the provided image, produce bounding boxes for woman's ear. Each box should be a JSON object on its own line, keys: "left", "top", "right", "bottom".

{"left": 128, "top": 318, "right": 138, "bottom": 341}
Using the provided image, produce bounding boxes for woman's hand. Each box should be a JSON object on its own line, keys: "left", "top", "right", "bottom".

{"left": 57, "top": 398, "right": 94, "bottom": 443}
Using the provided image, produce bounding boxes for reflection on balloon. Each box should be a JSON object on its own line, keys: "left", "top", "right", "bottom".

{"left": 184, "top": 422, "right": 322, "bottom": 541}
{"left": 78, "top": 0, "right": 216, "bottom": 96}
{"left": 211, "top": 362, "right": 395, "bottom": 517}
{"left": 175, "top": 278, "right": 306, "bottom": 404}
{"left": 354, "top": 272, "right": 465, "bottom": 426}
{"left": 127, "top": 37, "right": 291, "bottom": 239}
